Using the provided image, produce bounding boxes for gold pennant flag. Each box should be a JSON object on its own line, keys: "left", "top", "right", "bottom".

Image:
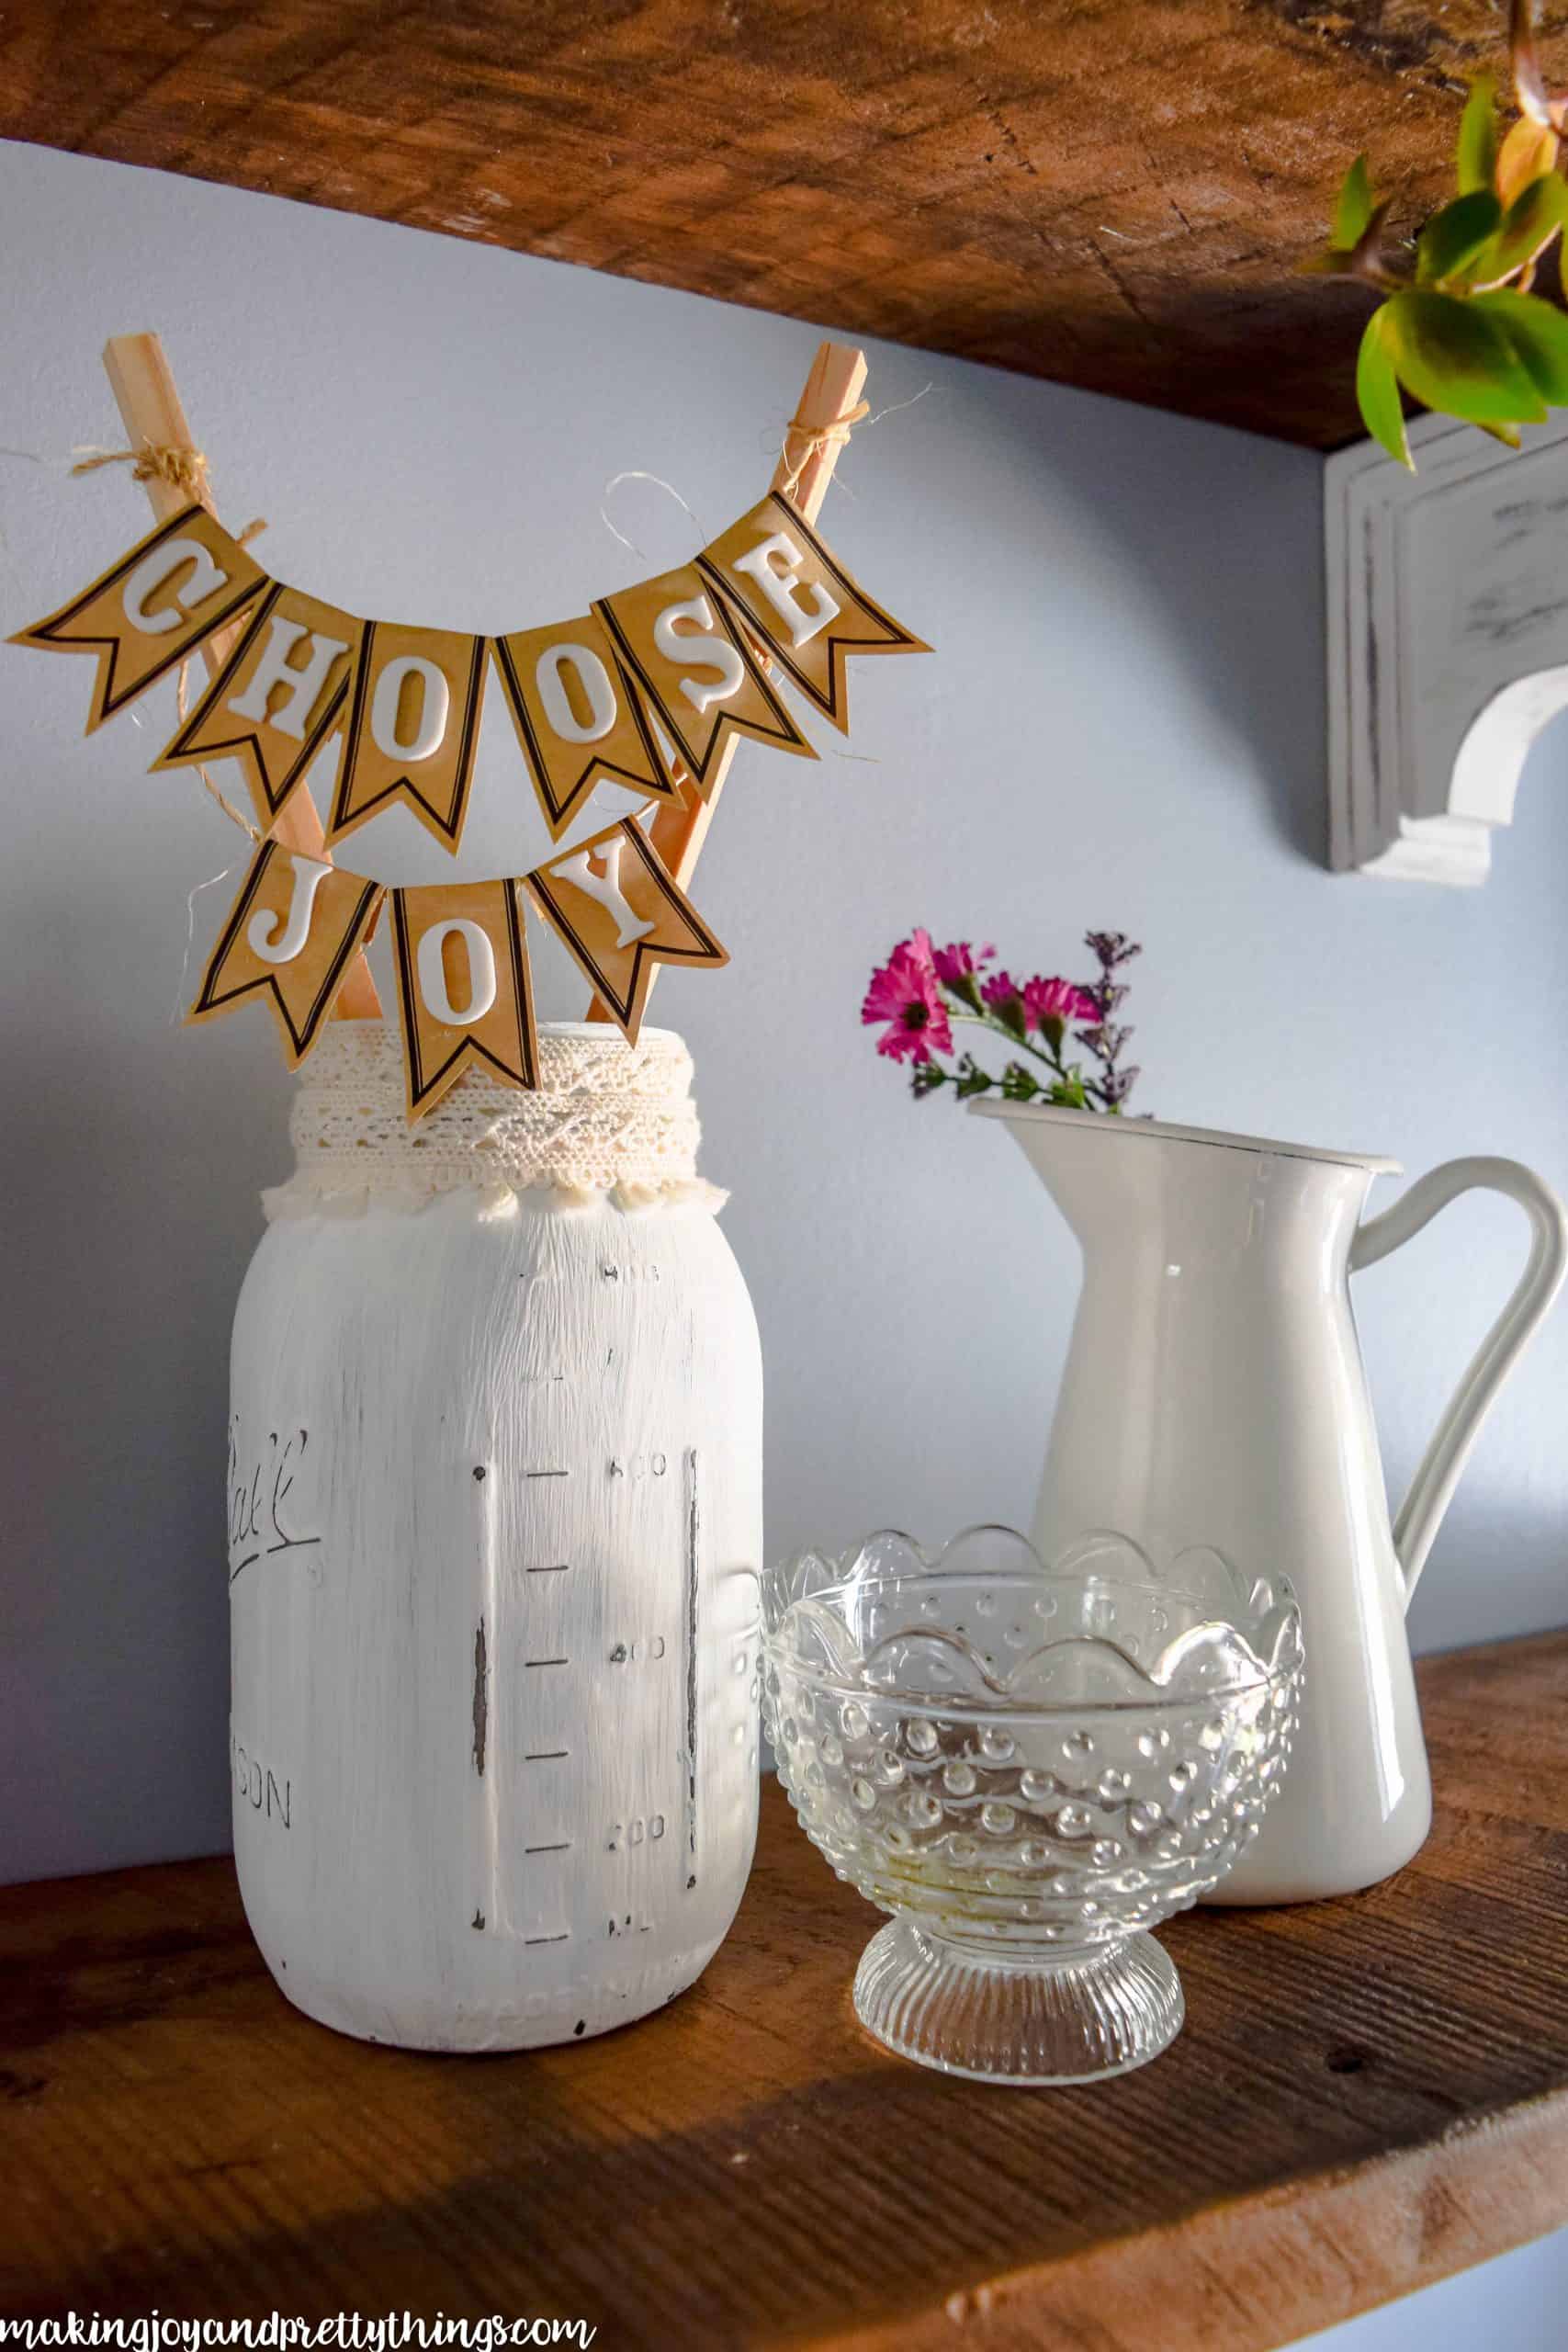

{"left": 10, "top": 504, "right": 267, "bottom": 731}
{"left": 187, "top": 839, "right": 383, "bottom": 1067}
{"left": 525, "top": 819, "right": 728, "bottom": 1044}
{"left": 491, "top": 612, "right": 679, "bottom": 840}
{"left": 593, "top": 564, "right": 817, "bottom": 793}
{"left": 390, "top": 878, "right": 539, "bottom": 1122}
{"left": 152, "top": 582, "right": 364, "bottom": 825}
{"left": 697, "top": 492, "right": 930, "bottom": 734}
{"left": 327, "top": 623, "right": 488, "bottom": 854}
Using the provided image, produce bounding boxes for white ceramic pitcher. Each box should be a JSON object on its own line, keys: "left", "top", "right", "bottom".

{"left": 974, "top": 1102, "right": 1568, "bottom": 1903}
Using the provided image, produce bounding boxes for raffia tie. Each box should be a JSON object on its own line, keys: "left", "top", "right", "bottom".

{"left": 777, "top": 400, "right": 869, "bottom": 500}
{"left": 71, "top": 441, "right": 212, "bottom": 500}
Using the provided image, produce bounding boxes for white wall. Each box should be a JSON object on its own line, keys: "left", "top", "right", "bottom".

{"left": 2, "top": 138, "right": 1565, "bottom": 1897}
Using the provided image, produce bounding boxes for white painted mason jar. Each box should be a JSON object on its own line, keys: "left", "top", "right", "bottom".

{"left": 228, "top": 1020, "right": 762, "bottom": 2051}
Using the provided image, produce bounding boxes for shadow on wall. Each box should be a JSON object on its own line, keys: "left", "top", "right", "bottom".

{"left": 925, "top": 366, "right": 1327, "bottom": 865}
{"left": 0, "top": 895, "right": 283, "bottom": 1881}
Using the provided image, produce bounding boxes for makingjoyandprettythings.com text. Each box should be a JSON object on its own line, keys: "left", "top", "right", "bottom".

{"left": 0, "top": 2321, "right": 598, "bottom": 2352}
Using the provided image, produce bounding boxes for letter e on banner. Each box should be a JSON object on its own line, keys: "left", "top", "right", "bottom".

{"left": 524, "top": 819, "right": 728, "bottom": 1043}
{"left": 697, "top": 493, "right": 929, "bottom": 734}
{"left": 390, "top": 879, "right": 538, "bottom": 1121}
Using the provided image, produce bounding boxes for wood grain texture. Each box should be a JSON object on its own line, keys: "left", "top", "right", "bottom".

{"left": 8, "top": 2, "right": 1568, "bottom": 446}
{"left": 4, "top": 1631, "right": 1568, "bottom": 2346}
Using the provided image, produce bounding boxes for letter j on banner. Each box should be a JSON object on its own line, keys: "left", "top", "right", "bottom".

{"left": 390, "top": 879, "right": 539, "bottom": 1122}
{"left": 186, "top": 840, "right": 384, "bottom": 1068}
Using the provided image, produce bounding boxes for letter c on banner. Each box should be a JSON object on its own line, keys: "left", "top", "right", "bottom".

{"left": 121, "top": 537, "right": 233, "bottom": 638}
{"left": 651, "top": 594, "right": 745, "bottom": 716}
{"left": 416, "top": 918, "right": 498, "bottom": 1025}
{"left": 247, "top": 854, "right": 333, "bottom": 965}
{"left": 369, "top": 655, "right": 450, "bottom": 763}
{"left": 535, "top": 641, "right": 617, "bottom": 743}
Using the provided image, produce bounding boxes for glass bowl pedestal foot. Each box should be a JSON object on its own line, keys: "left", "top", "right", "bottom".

{"left": 852, "top": 1918, "right": 1184, "bottom": 2086}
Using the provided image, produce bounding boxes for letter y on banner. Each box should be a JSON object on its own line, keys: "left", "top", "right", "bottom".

{"left": 186, "top": 840, "right": 383, "bottom": 1067}
{"left": 390, "top": 879, "right": 539, "bottom": 1122}
{"left": 525, "top": 820, "right": 728, "bottom": 1043}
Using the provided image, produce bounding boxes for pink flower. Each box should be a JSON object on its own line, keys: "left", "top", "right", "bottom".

{"left": 862, "top": 931, "right": 953, "bottom": 1063}
{"left": 1021, "top": 977, "right": 1099, "bottom": 1032}
{"left": 980, "top": 968, "right": 1021, "bottom": 1009}
{"left": 932, "top": 939, "right": 995, "bottom": 987}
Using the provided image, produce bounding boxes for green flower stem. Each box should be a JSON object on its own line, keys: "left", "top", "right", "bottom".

{"left": 946, "top": 1003, "right": 1114, "bottom": 1109}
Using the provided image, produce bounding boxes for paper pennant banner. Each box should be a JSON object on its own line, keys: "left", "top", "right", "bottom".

{"left": 697, "top": 492, "right": 929, "bottom": 734}
{"left": 186, "top": 840, "right": 384, "bottom": 1067}
{"left": 9, "top": 503, "right": 266, "bottom": 731}
{"left": 491, "top": 613, "right": 679, "bottom": 841}
{"left": 525, "top": 819, "right": 728, "bottom": 1043}
{"left": 152, "top": 581, "right": 363, "bottom": 826}
{"left": 593, "top": 565, "right": 817, "bottom": 792}
{"left": 390, "top": 878, "right": 539, "bottom": 1122}
{"left": 327, "top": 623, "right": 488, "bottom": 854}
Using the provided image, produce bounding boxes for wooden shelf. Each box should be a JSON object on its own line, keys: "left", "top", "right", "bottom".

{"left": 6, "top": 1, "right": 1568, "bottom": 447}
{"left": 5, "top": 1631, "right": 1568, "bottom": 2346}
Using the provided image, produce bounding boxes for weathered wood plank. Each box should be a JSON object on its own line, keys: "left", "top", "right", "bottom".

{"left": 6, "top": 1, "right": 1568, "bottom": 446}
{"left": 3, "top": 1631, "right": 1566, "bottom": 2346}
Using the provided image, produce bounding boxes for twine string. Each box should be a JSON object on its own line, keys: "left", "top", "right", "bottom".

{"left": 70, "top": 441, "right": 211, "bottom": 500}
{"left": 599, "top": 469, "right": 707, "bottom": 562}
{"left": 777, "top": 399, "right": 871, "bottom": 500}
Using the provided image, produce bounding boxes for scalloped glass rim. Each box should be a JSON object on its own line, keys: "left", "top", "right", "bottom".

{"left": 761, "top": 1524, "right": 1302, "bottom": 1714}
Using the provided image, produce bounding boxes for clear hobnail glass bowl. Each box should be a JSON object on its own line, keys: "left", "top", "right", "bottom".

{"left": 761, "top": 1527, "right": 1303, "bottom": 2086}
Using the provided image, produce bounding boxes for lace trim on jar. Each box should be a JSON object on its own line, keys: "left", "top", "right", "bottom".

{"left": 261, "top": 1021, "right": 726, "bottom": 1221}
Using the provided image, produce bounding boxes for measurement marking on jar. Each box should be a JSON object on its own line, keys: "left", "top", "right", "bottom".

{"left": 525, "top": 1749, "right": 570, "bottom": 1762}
{"left": 525, "top": 1657, "right": 569, "bottom": 1668}
{"left": 525, "top": 1841, "right": 571, "bottom": 1855}
{"left": 525, "top": 1468, "right": 570, "bottom": 1480}
{"left": 524, "top": 1932, "right": 570, "bottom": 1947}
{"left": 684, "top": 1447, "right": 700, "bottom": 1886}
{"left": 525, "top": 1562, "right": 570, "bottom": 1576}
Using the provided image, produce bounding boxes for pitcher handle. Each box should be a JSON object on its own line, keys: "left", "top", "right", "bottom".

{"left": 1350, "top": 1157, "right": 1568, "bottom": 1601}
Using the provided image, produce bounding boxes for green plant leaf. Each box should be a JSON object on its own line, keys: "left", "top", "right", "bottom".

{"left": 1457, "top": 74, "right": 1499, "bottom": 193}
{"left": 1471, "top": 288, "right": 1568, "bottom": 401}
{"left": 1333, "top": 153, "right": 1375, "bottom": 249}
{"left": 1357, "top": 305, "right": 1413, "bottom": 468}
{"left": 1471, "top": 171, "right": 1568, "bottom": 285}
{"left": 1416, "top": 188, "right": 1502, "bottom": 285}
{"left": 1383, "top": 288, "right": 1549, "bottom": 425}
{"left": 1496, "top": 116, "right": 1559, "bottom": 206}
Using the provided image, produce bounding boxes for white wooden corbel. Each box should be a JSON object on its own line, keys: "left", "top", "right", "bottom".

{"left": 1327, "top": 408, "right": 1568, "bottom": 885}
